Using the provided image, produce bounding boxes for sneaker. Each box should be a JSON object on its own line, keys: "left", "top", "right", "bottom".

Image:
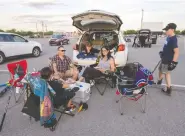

{"left": 161, "top": 87, "right": 172, "bottom": 96}
{"left": 65, "top": 107, "right": 75, "bottom": 113}
{"left": 166, "top": 87, "right": 172, "bottom": 96}
{"left": 89, "top": 80, "right": 95, "bottom": 87}
{"left": 156, "top": 79, "right": 163, "bottom": 85}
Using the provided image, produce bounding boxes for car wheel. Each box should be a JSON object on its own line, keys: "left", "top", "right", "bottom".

{"left": 32, "top": 47, "right": 41, "bottom": 57}
{"left": 0, "top": 52, "right": 5, "bottom": 64}
{"left": 60, "top": 41, "right": 63, "bottom": 45}
{"left": 149, "top": 44, "right": 152, "bottom": 48}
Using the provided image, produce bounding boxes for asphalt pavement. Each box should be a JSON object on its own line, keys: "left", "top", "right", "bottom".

{"left": 0, "top": 37, "right": 185, "bottom": 136}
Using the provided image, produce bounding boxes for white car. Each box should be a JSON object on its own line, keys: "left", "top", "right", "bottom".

{"left": 0, "top": 32, "right": 43, "bottom": 64}
{"left": 72, "top": 10, "right": 128, "bottom": 67}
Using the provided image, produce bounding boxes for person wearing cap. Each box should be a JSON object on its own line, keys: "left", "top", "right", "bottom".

{"left": 50, "top": 45, "right": 79, "bottom": 81}
{"left": 157, "top": 23, "right": 179, "bottom": 95}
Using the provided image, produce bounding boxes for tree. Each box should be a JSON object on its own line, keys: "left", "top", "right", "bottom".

{"left": 124, "top": 30, "right": 137, "bottom": 35}
{"left": 6, "top": 29, "right": 16, "bottom": 33}
{"left": 175, "top": 30, "right": 181, "bottom": 35}
{"left": 27, "top": 31, "right": 34, "bottom": 36}
{"left": 181, "top": 30, "right": 185, "bottom": 35}
{"left": 0, "top": 29, "right": 4, "bottom": 32}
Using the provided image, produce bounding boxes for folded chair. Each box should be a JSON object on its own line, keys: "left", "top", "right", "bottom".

{"left": 6, "top": 60, "right": 28, "bottom": 103}
{"left": 22, "top": 72, "right": 75, "bottom": 131}
{"left": 115, "top": 62, "right": 153, "bottom": 115}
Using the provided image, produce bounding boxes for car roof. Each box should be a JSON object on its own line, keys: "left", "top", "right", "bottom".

{"left": 0, "top": 32, "right": 19, "bottom": 35}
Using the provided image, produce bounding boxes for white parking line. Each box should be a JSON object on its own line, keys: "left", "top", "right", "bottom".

{"left": 161, "top": 84, "right": 185, "bottom": 88}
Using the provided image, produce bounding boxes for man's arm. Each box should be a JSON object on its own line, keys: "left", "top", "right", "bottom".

{"left": 173, "top": 48, "right": 179, "bottom": 62}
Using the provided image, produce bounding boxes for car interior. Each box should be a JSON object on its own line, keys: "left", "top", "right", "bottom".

{"left": 79, "top": 32, "right": 119, "bottom": 51}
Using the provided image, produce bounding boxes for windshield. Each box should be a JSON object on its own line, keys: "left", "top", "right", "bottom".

{"left": 52, "top": 35, "right": 64, "bottom": 39}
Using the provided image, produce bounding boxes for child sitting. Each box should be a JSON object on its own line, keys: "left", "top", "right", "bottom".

{"left": 40, "top": 67, "right": 76, "bottom": 113}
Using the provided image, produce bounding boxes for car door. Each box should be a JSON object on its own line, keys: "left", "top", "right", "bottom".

{"left": 0, "top": 34, "right": 15, "bottom": 57}
{"left": 10, "top": 34, "right": 30, "bottom": 55}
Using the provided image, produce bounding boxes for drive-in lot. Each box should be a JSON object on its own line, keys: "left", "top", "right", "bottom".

{"left": 0, "top": 37, "right": 185, "bottom": 136}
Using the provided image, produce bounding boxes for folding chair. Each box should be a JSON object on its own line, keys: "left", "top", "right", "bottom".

{"left": 89, "top": 71, "right": 116, "bottom": 96}
{"left": 23, "top": 72, "right": 75, "bottom": 132}
{"left": 6, "top": 60, "right": 27, "bottom": 103}
{"left": 115, "top": 62, "right": 153, "bottom": 115}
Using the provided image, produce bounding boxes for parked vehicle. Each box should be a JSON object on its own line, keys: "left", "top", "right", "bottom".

{"left": 151, "top": 34, "right": 157, "bottom": 44}
{"left": 0, "top": 32, "right": 42, "bottom": 64}
{"left": 72, "top": 10, "right": 128, "bottom": 67}
{"left": 49, "top": 34, "right": 69, "bottom": 46}
{"left": 137, "top": 29, "right": 152, "bottom": 48}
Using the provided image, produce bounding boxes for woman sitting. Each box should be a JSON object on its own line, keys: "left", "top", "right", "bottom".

{"left": 79, "top": 46, "right": 116, "bottom": 82}
{"left": 40, "top": 67, "right": 76, "bottom": 113}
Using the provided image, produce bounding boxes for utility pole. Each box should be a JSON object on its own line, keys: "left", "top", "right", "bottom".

{"left": 36, "top": 22, "right": 38, "bottom": 34}
{"left": 45, "top": 24, "right": 47, "bottom": 32}
{"left": 141, "top": 9, "right": 144, "bottom": 29}
{"left": 41, "top": 21, "right": 44, "bottom": 38}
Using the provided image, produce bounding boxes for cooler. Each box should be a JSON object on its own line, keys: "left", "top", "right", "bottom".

{"left": 71, "top": 81, "right": 91, "bottom": 103}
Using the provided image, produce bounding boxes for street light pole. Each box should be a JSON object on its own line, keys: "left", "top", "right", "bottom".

{"left": 41, "top": 21, "right": 44, "bottom": 38}
{"left": 141, "top": 9, "right": 144, "bottom": 29}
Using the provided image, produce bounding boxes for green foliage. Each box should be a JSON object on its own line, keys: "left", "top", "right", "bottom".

{"left": 175, "top": 30, "right": 181, "bottom": 35}
{"left": 181, "top": 30, "right": 185, "bottom": 35}
{"left": 124, "top": 30, "right": 137, "bottom": 35}
{"left": 0, "top": 28, "right": 53, "bottom": 36}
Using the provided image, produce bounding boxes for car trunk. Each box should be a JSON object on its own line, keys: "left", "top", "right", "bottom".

{"left": 72, "top": 10, "right": 123, "bottom": 31}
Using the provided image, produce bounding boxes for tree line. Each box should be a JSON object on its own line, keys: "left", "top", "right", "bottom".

{"left": 0, "top": 29, "right": 53, "bottom": 36}
{"left": 123, "top": 29, "right": 185, "bottom": 35}
{"left": 0, "top": 28, "right": 185, "bottom": 36}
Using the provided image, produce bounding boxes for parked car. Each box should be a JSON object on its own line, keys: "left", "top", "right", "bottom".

{"left": 72, "top": 10, "right": 128, "bottom": 67}
{"left": 49, "top": 34, "right": 69, "bottom": 46}
{"left": 0, "top": 32, "right": 42, "bottom": 64}
{"left": 29, "top": 34, "right": 40, "bottom": 38}
{"left": 151, "top": 34, "right": 157, "bottom": 44}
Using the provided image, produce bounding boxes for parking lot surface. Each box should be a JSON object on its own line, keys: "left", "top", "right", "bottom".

{"left": 0, "top": 37, "right": 185, "bottom": 136}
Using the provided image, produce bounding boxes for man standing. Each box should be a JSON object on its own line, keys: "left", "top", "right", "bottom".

{"left": 51, "top": 45, "right": 79, "bottom": 81}
{"left": 157, "top": 23, "right": 179, "bottom": 96}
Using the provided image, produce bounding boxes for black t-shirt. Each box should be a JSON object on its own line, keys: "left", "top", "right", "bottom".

{"left": 48, "top": 80, "right": 64, "bottom": 95}
{"left": 162, "top": 35, "right": 178, "bottom": 64}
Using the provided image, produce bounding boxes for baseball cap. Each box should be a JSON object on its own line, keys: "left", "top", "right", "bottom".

{"left": 162, "top": 23, "right": 177, "bottom": 31}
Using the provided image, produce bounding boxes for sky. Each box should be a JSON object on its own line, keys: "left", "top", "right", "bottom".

{"left": 0, "top": 0, "right": 185, "bottom": 32}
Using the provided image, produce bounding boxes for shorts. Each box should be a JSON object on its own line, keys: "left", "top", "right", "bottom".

{"left": 158, "top": 63, "right": 169, "bottom": 74}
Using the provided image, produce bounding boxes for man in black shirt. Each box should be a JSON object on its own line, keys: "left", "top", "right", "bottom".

{"left": 157, "top": 23, "right": 179, "bottom": 95}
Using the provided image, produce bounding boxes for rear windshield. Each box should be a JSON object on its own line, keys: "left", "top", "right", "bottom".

{"left": 52, "top": 35, "right": 64, "bottom": 39}
{"left": 80, "top": 32, "right": 118, "bottom": 51}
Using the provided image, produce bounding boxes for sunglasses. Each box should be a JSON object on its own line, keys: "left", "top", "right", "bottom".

{"left": 59, "top": 50, "right": 66, "bottom": 52}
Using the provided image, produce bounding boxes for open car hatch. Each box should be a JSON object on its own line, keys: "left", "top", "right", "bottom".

{"left": 72, "top": 10, "right": 123, "bottom": 31}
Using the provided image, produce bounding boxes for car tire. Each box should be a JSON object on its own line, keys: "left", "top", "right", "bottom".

{"left": 149, "top": 44, "right": 152, "bottom": 48}
{"left": 60, "top": 41, "right": 63, "bottom": 45}
{"left": 0, "top": 52, "right": 5, "bottom": 64}
{"left": 32, "top": 47, "right": 41, "bottom": 57}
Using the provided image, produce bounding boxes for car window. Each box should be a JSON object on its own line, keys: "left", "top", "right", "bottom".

{"left": 11, "top": 35, "right": 26, "bottom": 42}
{"left": 0, "top": 34, "right": 14, "bottom": 42}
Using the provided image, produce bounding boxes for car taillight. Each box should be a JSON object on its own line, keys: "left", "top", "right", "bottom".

{"left": 118, "top": 44, "right": 125, "bottom": 51}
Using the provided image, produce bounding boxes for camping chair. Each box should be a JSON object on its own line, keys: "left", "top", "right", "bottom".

{"left": 22, "top": 71, "right": 75, "bottom": 132}
{"left": 89, "top": 70, "right": 116, "bottom": 96}
{"left": 115, "top": 62, "right": 153, "bottom": 115}
{"left": 6, "top": 60, "right": 28, "bottom": 103}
